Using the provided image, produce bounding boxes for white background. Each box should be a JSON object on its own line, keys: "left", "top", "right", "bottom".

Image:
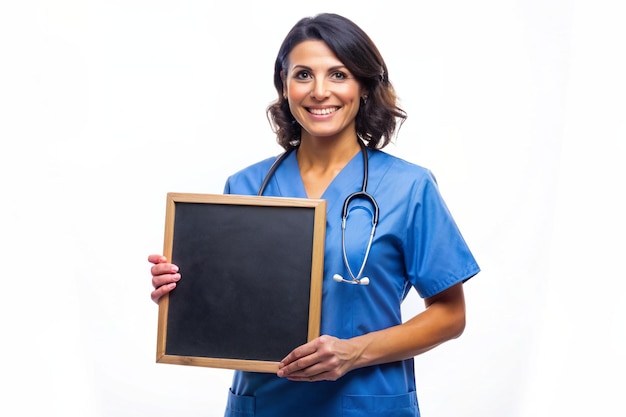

{"left": 1, "top": 1, "right": 624, "bottom": 416}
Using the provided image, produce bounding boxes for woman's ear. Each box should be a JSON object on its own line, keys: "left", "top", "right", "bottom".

{"left": 361, "top": 89, "right": 369, "bottom": 104}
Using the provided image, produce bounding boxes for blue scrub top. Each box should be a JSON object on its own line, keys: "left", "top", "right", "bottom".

{"left": 222, "top": 148, "right": 480, "bottom": 417}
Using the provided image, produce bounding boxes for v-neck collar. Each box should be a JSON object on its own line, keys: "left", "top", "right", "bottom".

{"left": 273, "top": 148, "right": 366, "bottom": 203}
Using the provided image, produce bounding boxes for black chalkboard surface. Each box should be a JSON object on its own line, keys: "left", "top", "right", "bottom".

{"left": 156, "top": 193, "right": 326, "bottom": 373}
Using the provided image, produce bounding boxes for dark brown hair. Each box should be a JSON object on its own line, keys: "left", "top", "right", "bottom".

{"left": 267, "top": 13, "right": 407, "bottom": 151}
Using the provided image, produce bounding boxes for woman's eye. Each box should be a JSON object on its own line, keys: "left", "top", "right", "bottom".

{"left": 295, "top": 71, "right": 312, "bottom": 80}
{"left": 331, "top": 72, "right": 347, "bottom": 80}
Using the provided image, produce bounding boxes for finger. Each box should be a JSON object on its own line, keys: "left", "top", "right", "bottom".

{"left": 278, "top": 352, "right": 321, "bottom": 378}
{"left": 151, "top": 272, "right": 180, "bottom": 290}
{"left": 151, "top": 282, "right": 177, "bottom": 304}
{"left": 279, "top": 342, "right": 318, "bottom": 368}
{"left": 148, "top": 254, "right": 167, "bottom": 264}
{"left": 282, "top": 362, "right": 330, "bottom": 381}
{"left": 151, "top": 262, "right": 179, "bottom": 277}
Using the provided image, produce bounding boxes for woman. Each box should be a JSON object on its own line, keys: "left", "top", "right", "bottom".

{"left": 149, "top": 13, "right": 479, "bottom": 417}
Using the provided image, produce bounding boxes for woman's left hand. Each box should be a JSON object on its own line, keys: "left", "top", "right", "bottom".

{"left": 277, "top": 335, "right": 361, "bottom": 382}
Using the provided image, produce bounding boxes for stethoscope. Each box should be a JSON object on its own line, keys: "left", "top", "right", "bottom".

{"left": 258, "top": 140, "right": 379, "bottom": 285}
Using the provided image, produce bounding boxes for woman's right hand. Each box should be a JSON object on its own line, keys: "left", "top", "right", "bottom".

{"left": 148, "top": 254, "right": 181, "bottom": 304}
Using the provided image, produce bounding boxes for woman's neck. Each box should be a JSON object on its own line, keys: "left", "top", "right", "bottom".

{"left": 297, "top": 134, "right": 361, "bottom": 198}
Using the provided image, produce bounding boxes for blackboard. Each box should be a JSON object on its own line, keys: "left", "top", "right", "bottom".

{"left": 156, "top": 192, "right": 326, "bottom": 373}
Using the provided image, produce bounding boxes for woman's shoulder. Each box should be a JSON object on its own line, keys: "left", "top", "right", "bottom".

{"left": 371, "top": 149, "right": 435, "bottom": 183}
{"left": 224, "top": 155, "right": 282, "bottom": 195}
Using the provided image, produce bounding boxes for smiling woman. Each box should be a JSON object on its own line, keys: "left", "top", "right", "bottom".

{"left": 148, "top": 12, "right": 479, "bottom": 417}
{"left": 282, "top": 40, "right": 364, "bottom": 151}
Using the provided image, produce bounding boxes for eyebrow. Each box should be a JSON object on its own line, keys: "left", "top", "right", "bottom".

{"left": 289, "top": 64, "right": 349, "bottom": 73}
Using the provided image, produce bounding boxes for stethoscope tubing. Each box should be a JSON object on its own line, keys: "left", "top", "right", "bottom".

{"left": 258, "top": 140, "right": 379, "bottom": 285}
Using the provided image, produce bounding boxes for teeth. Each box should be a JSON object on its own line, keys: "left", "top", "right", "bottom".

{"left": 309, "top": 107, "right": 338, "bottom": 115}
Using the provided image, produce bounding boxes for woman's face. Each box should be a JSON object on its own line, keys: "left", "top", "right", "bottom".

{"left": 282, "top": 40, "right": 364, "bottom": 143}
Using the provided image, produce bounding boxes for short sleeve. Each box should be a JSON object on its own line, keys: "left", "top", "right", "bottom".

{"left": 404, "top": 172, "right": 480, "bottom": 298}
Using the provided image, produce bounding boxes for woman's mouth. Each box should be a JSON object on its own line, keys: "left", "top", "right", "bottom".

{"left": 308, "top": 107, "right": 339, "bottom": 115}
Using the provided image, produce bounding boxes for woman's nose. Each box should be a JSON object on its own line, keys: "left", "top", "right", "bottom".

{"left": 310, "top": 78, "right": 330, "bottom": 99}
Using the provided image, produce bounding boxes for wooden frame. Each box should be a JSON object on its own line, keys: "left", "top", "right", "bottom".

{"left": 156, "top": 192, "right": 326, "bottom": 373}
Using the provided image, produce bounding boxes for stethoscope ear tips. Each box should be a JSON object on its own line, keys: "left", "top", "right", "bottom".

{"left": 333, "top": 274, "right": 343, "bottom": 283}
